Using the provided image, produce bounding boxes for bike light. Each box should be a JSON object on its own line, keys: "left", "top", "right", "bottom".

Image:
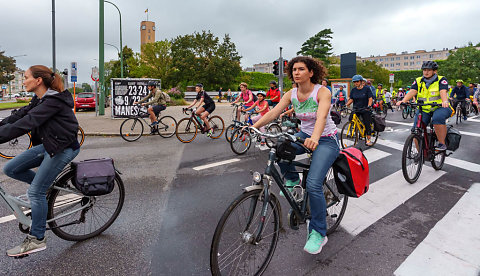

{"left": 252, "top": 172, "right": 262, "bottom": 183}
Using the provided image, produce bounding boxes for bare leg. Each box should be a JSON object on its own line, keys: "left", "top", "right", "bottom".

{"left": 434, "top": 124, "right": 447, "bottom": 144}
{"left": 202, "top": 111, "right": 211, "bottom": 130}
{"left": 147, "top": 107, "right": 156, "bottom": 123}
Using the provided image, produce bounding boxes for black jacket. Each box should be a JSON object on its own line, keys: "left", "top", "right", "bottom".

{"left": 0, "top": 89, "right": 79, "bottom": 157}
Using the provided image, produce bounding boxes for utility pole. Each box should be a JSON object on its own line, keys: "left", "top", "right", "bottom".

{"left": 278, "top": 47, "right": 284, "bottom": 96}
{"left": 99, "top": 0, "right": 105, "bottom": 115}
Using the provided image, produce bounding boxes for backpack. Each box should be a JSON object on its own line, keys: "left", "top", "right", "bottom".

{"left": 162, "top": 91, "right": 171, "bottom": 103}
{"left": 332, "top": 148, "right": 370, "bottom": 198}
{"left": 249, "top": 90, "right": 258, "bottom": 102}
{"left": 71, "top": 158, "right": 116, "bottom": 196}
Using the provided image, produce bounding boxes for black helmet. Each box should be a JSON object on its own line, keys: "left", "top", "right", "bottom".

{"left": 257, "top": 91, "right": 266, "bottom": 97}
{"left": 377, "top": 83, "right": 383, "bottom": 87}
{"left": 269, "top": 81, "right": 277, "bottom": 86}
{"left": 195, "top": 83, "right": 203, "bottom": 88}
{"left": 147, "top": 81, "right": 156, "bottom": 87}
{"left": 421, "top": 61, "right": 439, "bottom": 70}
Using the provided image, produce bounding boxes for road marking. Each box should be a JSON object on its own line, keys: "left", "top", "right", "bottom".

{"left": 363, "top": 147, "right": 391, "bottom": 163}
{"left": 458, "top": 130, "right": 480, "bottom": 137}
{"left": 0, "top": 214, "right": 17, "bottom": 224}
{"left": 376, "top": 139, "right": 480, "bottom": 172}
{"left": 386, "top": 120, "right": 412, "bottom": 127}
{"left": 394, "top": 183, "right": 480, "bottom": 276}
{"left": 341, "top": 167, "right": 446, "bottom": 236}
{"left": 193, "top": 158, "right": 241, "bottom": 171}
{"left": 387, "top": 119, "right": 480, "bottom": 137}
{"left": 468, "top": 118, "right": 480, "bottom": 123}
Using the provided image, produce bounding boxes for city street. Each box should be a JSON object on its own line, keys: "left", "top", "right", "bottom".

{"left": 0, "top": 109, "right": 479, "bottom": 275}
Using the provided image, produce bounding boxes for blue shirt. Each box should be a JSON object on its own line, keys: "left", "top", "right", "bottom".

{"left": 450, "top": 85, "right": 468, "bottom": 100}
{"left": 349, "top": 86, "right": 373, "bottom": 110}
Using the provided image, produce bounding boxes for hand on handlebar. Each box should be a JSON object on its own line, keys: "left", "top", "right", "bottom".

{"left": 303, "top": 137, "right": 318, "bottom": 151}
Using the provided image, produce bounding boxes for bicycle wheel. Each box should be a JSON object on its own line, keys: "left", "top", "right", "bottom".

{"left": 0, "top": 133, "right": 32, "bottom": 159}
{"left": 265, "top": 123, "right": 282, "bottom": 148}
{"left": 176, "top": 118, "right": 198, "bottom": 143}
{"left": 431, "top": 135, "right": 446, "bottom": 170}
{"left": 208, "top": 115, "right": 225, "bottom": 139}
{"left": 381, "top": 106, "right": 388, "bottom": 119}
{"left": 323, "top": 168, "right": 348, "bottom": 235}
{"left": 120, "top": 118, "right": 144, "bottom": 142}
{"left": 47, "top": 169, "right": 125, "bottom": 241}
{"left": 157, "top": 115, "right": 177, "bottom": 138}
{"left": 409, "top": 107, "right": 415, "bottom": 118}
{"left": 230, "top": 129, "right": 252, "bottom": 155}
{"left": 402, "top": 107, "right": 409, "bottom": 119}
{"left": 340, "top": 121, "right": 358, "bottom": 149}
{"left": 456, "top": 107, "right": 461, "bottom": 124}
{"left": 77, "top": 126, "right": 85, "bottom": 146}
{"left": 401, "top": 134, "right": 424, "bottom": 184}
{"left": 210, "top": 190, "right": 280, "bottom": 276}
{"left": 225, "top": 124, "right": 237, "bottom": 142}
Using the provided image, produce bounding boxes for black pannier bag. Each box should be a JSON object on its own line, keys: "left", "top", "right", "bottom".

{"left": 446, "top": 126, "right": 461, "bottom": 151}
{"left": 330, "top": 110, "right": 342, "bottom": 125}
{"left": 276, "top": 140, "right": 297, "bottom": 161}
{"left": 71, "top": 158, "right": 116, "bottom": 196}
{"left": 373, "top": 114, "right": 386, "bottom": 132}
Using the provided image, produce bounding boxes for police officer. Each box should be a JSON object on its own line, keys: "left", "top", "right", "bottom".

{"left": 397, "top": 61, "right": 451, "bottom": 151}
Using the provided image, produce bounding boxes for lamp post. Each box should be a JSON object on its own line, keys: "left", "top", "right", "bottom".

{"left": 105, "top": 1, "right": 123, "bottom": 78}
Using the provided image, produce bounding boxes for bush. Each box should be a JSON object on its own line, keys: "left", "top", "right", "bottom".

{"left": 167, "top": 87, "right": 185, "bottom": 100}
{"left": 168, "top": 98, "right": 187, "bottom": 106}
{"left": 16, "top": 97, "right": 31, "bottom": 103}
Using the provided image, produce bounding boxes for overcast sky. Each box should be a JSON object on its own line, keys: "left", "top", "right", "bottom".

{"left": 1, "top": 0, "right": 479, "bottom": 85}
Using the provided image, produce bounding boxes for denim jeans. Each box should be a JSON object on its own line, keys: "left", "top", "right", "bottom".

{"left": 278, "top": 131, "right": 340, "bottom": 236}
{"left": 3, "top": 144, "right": 80, "bottom": 239}
{"left": 413, "top": 106, "right": 452, "bottom": 126}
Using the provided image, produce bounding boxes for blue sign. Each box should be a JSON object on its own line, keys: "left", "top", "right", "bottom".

{"left": 71, "top": 76, "right": 77, "bottom": 82}
{"left": 1, "top": 85, "right": 7, "bottom": 89}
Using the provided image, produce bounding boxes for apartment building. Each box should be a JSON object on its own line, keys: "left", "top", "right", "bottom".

{"left": 359, "top": 48, "right": 453, "bottom": 71}
{"left": 8, "top": 69, "right": 25, "bottom": 94}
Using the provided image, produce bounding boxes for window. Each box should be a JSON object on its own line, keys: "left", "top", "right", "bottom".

{"left": 375, "top": 59, "right": 378, "bottom": 62}
{"left": 391, "top": 58, "right": 395, "bottom": 61}
{"left": 416, "top": 55, "right": 420, "bottom": 59}
{"left": 416, "top": 61, "right": 420, "bottom": 64}
{"left": 380, "top": 58, "right": 383, "bottom": 61}
{"left": 396, "top": 63, "right": 401, "bottom": 66}
{"left": 396, "top": 57, "right": 400, "bottom": 60}
{"left": 429, "top": 54, "right": 434, "bottom": 58}
{"left": 148, "top": 29, "right": 150, "bottom": 33}
{"left": 404, "top": 56, "right": 408, "bottom": 60}
{"left": 148, "top": 35, "right": 150, "bottom": 40}
{"left": 410, "top": 62, "right": 414, "bottom": 65}
{"left": 141, "top": 25, "right": 146, "bottom": 30}
{"left": 410, "top": 56, "right": 415, "bottom": 60}
{"left": 152, "top": 26, "right": 156, "bottom": 31}
{"left": 404, "top": 62, "right": 408, "bottom": 66}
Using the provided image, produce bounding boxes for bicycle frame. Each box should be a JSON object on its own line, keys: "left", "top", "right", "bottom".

{"left": 412, "top": 104, "right": 449, "bottom": 161}
{"left": 347, "top": 114, "right": 366, "bottom": 138}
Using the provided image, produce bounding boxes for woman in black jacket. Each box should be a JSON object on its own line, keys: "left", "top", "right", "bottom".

{"left": 0, "top": 65, "right": 80, "bottom": 257}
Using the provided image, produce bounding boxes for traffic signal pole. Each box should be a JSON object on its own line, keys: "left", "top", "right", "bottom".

{"left": 278, "top": 47, "right": 284, "bottom": 96}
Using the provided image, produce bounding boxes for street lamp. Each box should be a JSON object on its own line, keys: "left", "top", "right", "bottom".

{"left": 105, "top": 43, "right": 120, "bottom": 54}
{"left": 105, "top": 1, "right": 123, "bottom": 78}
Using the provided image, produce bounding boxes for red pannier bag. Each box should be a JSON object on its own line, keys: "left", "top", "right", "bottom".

{"left": 332, "top": 147, "right": 369, "bottom": 198}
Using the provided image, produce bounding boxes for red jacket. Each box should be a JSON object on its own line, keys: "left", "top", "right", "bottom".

{"left": 266, "top": 88, "right": 280, "bottom": 102}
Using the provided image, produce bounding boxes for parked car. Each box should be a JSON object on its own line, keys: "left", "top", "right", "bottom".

{"left": 75, "top": 93, "right": 96, "bottom": 111}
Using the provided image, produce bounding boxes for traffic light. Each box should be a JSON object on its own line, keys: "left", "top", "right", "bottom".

{"left": 283, "top": 60, "right": 288, "bottom": 73}
{"left": 273, "top": 60, "right": 279, "bottom": 76}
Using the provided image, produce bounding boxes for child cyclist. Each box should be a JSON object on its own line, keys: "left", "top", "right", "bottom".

{"left": 249, "top": 56, "right": 339, "bottom": 255}
{"left": 244, "top": 91, "right": 269, "bottom": 145}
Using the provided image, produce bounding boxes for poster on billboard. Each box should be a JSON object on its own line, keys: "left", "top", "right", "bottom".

{"left": 331, "top": 82, "right": 349, "bottom": 98}
{"left": 110, "top": 78, "right": 161, "bottom": 118}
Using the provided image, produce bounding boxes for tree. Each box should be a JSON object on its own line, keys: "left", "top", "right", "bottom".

{"left": 297, "top": 29, "right": 334, "bottom": 65}
{"left": 438, "top": 46, "right": 480, "bottom": 84}
{"left": 105, "top": 46, "right": 135, "bottom": 85}
{"left": 357, "top": 60, "right": 390, "bottom": 86}
{"left": 0, "top": 50, "right": 16, "bottom": 84}
{"left": 81, "top": 83, "right": 92, "bottom": 92}
{"left": 170, "top": 31, "right": 241, "bottom": 90}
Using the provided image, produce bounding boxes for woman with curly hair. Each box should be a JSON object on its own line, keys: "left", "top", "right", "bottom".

{"left": 250, "top": 56, "right": 339, "bottom": 255}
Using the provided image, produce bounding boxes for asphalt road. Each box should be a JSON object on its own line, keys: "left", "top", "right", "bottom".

{"left": 0, "top": 109, "right": 479, "bottom": 275}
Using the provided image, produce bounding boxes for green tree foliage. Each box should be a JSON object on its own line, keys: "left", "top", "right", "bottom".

{"left": 0, "top": 50, "right": 16, "bottom": 84}
{"left": 105, "top": 46, "right": 135, "bottom": 85}
{"left": 170, "top": 31, "right": 241, "bottom": 90}
{"left": 357, "top": 61, "right": 390, "bottom": 86}
{"left": 297, "top": 29, "right": 334, "bottom": 65}
{"left": 81, "top": 83, "right": 93, "bottom": 92}
{"left": 437, "top": 46, "right": 480, "bottom": 83}
{"left": 391, "top": 70, "right": 422, "bottom": 88}
{"left": 128, "top": 40, "right": 174, "bottom": 87}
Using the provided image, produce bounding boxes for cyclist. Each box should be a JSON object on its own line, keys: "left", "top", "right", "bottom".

{"left": 266, "top": 81, "right": 281, "bottom": 107}
{"left": 244, "top": 91, "right": 269, "bottom": 145}
{"left": 450, "top": 79, "right": 469, "bottom": 121}
{"left": 376, "top": 83, "right": 384, "bottom": 111}
{"left": 232, "top": 82, "right": 255, "bottom": 121}
{"left": 250, "top": 56, "right": 339, "bottom": 255}
{"left": 0, "top": 65, "right": 80, "bottom": 257}
{"left": 134, "top": 81, "right": 168, "bottom": 133}
{"left": 473, "top": 85, "right": 480, "bottom": 114}
{"left": 185, "top": 83, "right": 216, "bottom": 136}
{"left": 334, "top": 85, "right": 347, "bottom": 109}
{"left": 468, "top": 83, "right": 478, "bottom": 115}
{"left": 396, "top": 61, "right": 451, "bottom": 151}
{"left": 384, "top": 89, "right": 394, "bottom": 112}
{"left": 345, "top": 75, "right": 374, "bottom": 145}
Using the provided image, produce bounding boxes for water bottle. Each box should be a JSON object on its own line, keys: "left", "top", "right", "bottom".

{"left": 196, "top": 115, "right": 203, "bottom": 125}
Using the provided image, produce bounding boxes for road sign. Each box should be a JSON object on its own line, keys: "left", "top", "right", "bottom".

{"left": 91, "top": 67, "right": 99, "bottom": 81}
{"left": 1, "top": 85, "right": 7, "bottom": 90}
{"left": 389, "top": 73, "right": 395, "bottom": 83}
{"left": 71, "top": 62, "right": 78, "bottom": 83}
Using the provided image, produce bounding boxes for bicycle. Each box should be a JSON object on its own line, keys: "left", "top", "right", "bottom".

{"left": 340, "top": 108, "right": 379, "bottom": 149}
{"left": 401, "top": 102, "right": 449, "bottom": 184}
{"left": 401, "top": 103, "right": 415, "bottom": 119}
{"left": 0, "top": 126, "right": 85, "bottom": 159}
{"left": 175, "top": 108, "right": 225, "bottom": 143}
{"left": 373, "top": 102, "right": 388, "bottom": 119}
{"left": 225, "top": 111, "right": 282, "bottom": 147}
{"left": 230, "top": 103, "right": 243, "bottom": 121}
{"left": 120, "top": 105, "right": 177, "bottom": 142}
{"left": 210, "top": 128, "right": 348, "bottom": 275}
{"left": 0, "top": 163, "right": 125, "bottom": 244}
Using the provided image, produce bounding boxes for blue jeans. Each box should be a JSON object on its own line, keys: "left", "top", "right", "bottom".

{"left": 3, "top": 144, "right": 80, "bottom": 239}
{"left": 278, "top": 131, "right": 340, "bottom": 236}
{"left": 413, "top": 107, "right": 452, "bottom": 126}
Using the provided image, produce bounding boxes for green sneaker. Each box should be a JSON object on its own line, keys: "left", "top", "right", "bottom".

{"left": 7, "top": 234, "right": 47, "bottom": 257}
{"left": 280, "top": 179, "right": 300, "bottom": 197}
{"left": 303, "top": 229, "right": 328, "bottom": 255}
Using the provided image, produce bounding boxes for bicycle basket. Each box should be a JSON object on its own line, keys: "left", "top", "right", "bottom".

{"left": 446, "top": 125, "right": 461, "bottom": 151}
{"left": 71, "top": 158, "right": 116, "bottom": 196}
{"left": 276, "top": 140, "right": 297, "bottom": 161}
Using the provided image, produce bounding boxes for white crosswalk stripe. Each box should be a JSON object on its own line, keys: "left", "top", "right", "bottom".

{"left": 341, "top": 167, "right": 446, "bottom": 236}
{"left": 394, "top": 183, "right": 480, "bottom": 276}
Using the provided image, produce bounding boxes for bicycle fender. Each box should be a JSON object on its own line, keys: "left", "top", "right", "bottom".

{"left": 243, "top": 185, "right": 263, "bottom": 193}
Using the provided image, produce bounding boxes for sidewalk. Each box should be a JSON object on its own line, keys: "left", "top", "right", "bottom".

{"left": 76, "top": 102, "right": 235, "bottom": 136}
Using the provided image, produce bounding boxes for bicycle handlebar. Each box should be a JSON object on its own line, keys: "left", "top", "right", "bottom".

{"left": 248, "top": 127, "right": 312, "bottom": 154}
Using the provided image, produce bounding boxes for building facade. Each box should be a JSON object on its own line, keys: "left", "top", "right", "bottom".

{"left": 140, "top": 21, "right": 155, "bottom": 52}
{"left": 8, "top": 69, "right": 25, "bottom": 95}
{"left": 359, "top": 48, "right": 453, "bottom": 71}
